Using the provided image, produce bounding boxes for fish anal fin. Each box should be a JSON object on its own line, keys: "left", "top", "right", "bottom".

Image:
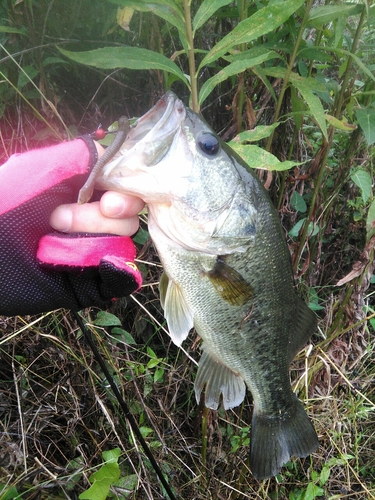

{"left": 159, "top": 272, "right": 193, "bottom": 346}
{"left": 288, "top": 297, "right": 317, "bottom": 360}
{"left": 204, "top": 257, "right": 253, "bottom": 306}
{"left": 195, "top": 348, "right": 246, "bottom": 410}
{"left": 250, "top": 397, "right": 319, "bottom": 480}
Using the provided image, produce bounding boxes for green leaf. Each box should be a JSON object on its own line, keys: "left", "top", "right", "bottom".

{"left": 193, "top": 0, "right": 233, "bottom": 33}
{"left": 94, "top": 311, "right": 122, "bottom": 327}
{"left": 0, "top": 26, "right": 27, "bottom": 35}
{"left": 147, "top": 358, "right": 161, "bottom": 369}
{"left": 79, "top": 449, "right": 121, "bottom": 500}
{"left": 139, "top": 426, "right": 153, "bottom": 438}
{"left": 200, "top": 0, "right": 305, "bottom": 68}
{"left": 356, "top": 108, "right": 375, "bottom": 146}
{"left": 133, "top": 227, "right": 150, "bottom": 245}
{"left": 147, "top": 346, "right": 157, "bottom": 358}
{"left": 17, "top": 65, "right": 39, "bottom": 89}
{"left": 111, "top": 328, "right": 136, "bottom": 345}
{"left": 79, "top": 464, "right": 120, "bottom": 500}
{"left": 58, "top": 47, "right": 189, "bottom": 88}
{"left": 311, "top": 44, "right": 375, "bottom": 84}
{"left": 224, "top": 46, "right": 278, "bottom": 64}
{"left": 264, "top": 67, "right": 328, "bottom": 139}
{"left": 309, "top": 288, "right": 324, "bottom": 311}
{"left": 232, "top": 124, "right": 280, "bottom": 143}
{"left": 0, "top": 485, "right": 19, "bottom": 500}
{"left": 325, "top": 114, "right": 357, "bottom": 132}
{"left": 291, "top": 191, "right": 307, "bottom": 213}
{"left": 227, "top": 143, "right": 302, "bottom": 171}
{"left": 366, "top": 199, "right": 375, "bottom": 239}
{"left": 350, "top": 169, "right": 372, "bottom": 203}
{"left": 198, "top": 51, "right": 277, "bottom": 104}
{"left": 319, "top": 465, "right": 331, "bottom": 486}
{"left": 43, "top": 56, "right": 68, "bottom": 67}
{"left": 108, "top": 0, "right": 186, "bottom": 41}
{"left": 303, "top": 482, "right": 324, "bottom": 500}
{"left": 113, "top": 474, "right": 138, "bottom": 494}
{"left": 308, "top": 3, "right": 363, "bottom": 28}
{"left": 102, "top": 447, "right": 121, "bottom": 463}
{"left": 291, "top": 85, "right": 305, "bottom": 130}
{"left": 289, "top": 218, "right": 319, "bottom": 238}
{"left": 298, "top": 47, "right": 333, "bottom": 63}
{"left": 154, "top": 366, "right": 164, "bottom": 383}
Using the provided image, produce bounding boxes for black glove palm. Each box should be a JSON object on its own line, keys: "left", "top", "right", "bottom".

{"left": 0, "top": 138, "right": 142, "bottom": 316}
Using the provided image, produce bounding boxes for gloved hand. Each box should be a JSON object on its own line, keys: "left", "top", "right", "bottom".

{"left": 0, "top": 137, "right": 142, "bottom": 317}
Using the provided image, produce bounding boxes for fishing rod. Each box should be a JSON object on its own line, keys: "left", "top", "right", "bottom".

{"left": 73, "top": 311, "right": 176, "bottom": 500}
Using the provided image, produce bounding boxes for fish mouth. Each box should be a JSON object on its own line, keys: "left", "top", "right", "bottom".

{"left": 119, "top": 91, "right": 186, "bottom": 165}
{"left": 97, "top": 91, "right": 187, "bottom": 190}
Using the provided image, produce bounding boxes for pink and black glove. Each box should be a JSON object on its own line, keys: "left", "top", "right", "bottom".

{"left": 0, "top": 137, "right": 142, "bottom": 317}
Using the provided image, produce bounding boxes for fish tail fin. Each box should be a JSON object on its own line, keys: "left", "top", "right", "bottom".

{"left": 250, "top": 397, "right": 318, "bottom": 480}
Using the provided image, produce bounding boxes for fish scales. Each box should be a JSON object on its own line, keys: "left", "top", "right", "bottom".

{"left": 79, "top": 91, "right": 319, "bottom": 480}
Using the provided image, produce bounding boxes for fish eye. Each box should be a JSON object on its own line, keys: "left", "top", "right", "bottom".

{"left": 197, "top": 132, "right": 220, "bottom": 156}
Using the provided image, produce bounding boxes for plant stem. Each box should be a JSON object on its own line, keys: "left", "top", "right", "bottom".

{"left": 183, "top": 0, "right": 199, "bottom": 112}
{"left": 293, "top": 5, "right": 367, "bottom": 273}
{"left": 265, "top": 0, "right": 315, "bottom": 152}
{"left": 235, "top": 0, "right": 248, "bottom": 132}
{"left": 236, "top": 70, "right": 245, "bottom": 133}
{"left": 201, "top": 406, "right": 209, "bottom": 468}
{"left": 332, "top": 6, "right": 367, "bottom": 119}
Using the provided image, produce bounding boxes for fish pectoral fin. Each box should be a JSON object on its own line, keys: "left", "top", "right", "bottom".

{"left": 195, "top": 347, "right": 246, "bottom": 410}
{"left": 204, "top": 257, "right": 253, "bottom": 306}
{"left": 159, "top": 272, "right": 194, "bottom": 347}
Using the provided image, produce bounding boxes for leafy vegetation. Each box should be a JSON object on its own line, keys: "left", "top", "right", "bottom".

{"left": 1, "top": 0, "right": 375, "bottom": 498}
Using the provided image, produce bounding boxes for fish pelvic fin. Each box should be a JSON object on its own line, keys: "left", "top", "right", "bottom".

{"left": 288, "top": 297, "right": 317, "bottom": 361}
{"left": 195, "top": 348, "right": 246, "bottom": 410}
{"left": 159, "top": 272, "right": 194, "bottom": 346}
{"left": 250, "top": 396, "right": 318, "bottom": 480}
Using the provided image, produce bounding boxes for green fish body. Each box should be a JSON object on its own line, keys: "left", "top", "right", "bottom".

{"left": 91, "top": 92, "right": 318, "bottom": 479}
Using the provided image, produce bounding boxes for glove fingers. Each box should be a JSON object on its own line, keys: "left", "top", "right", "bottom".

{"left": 38, "top": 233, "right": 142, "bottom": 300}
{"left": 99, "top": 257, "right": 142, "bottom": 298}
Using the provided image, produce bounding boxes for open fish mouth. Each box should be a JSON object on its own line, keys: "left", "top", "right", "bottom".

{"left": 114, "top": 91, "right": 186, "bottom": 167}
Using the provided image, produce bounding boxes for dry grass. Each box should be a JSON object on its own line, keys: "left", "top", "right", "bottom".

{"left": 1, "top": 251, "right": 374, "bottom": 499}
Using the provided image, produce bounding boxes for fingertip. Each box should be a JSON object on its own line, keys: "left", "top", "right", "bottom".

{"left": 101, "top": 192, "right": 127, "bottom": 217}
{"left": 101, "top": 192, "right": 145, "bottom": 218}
{"left": 50, "top": 205, "right": 73, "bottom": 232}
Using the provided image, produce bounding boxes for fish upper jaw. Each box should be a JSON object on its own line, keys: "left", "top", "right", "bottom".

{"left": 114, "top": 91, "right": 186, "bottom": 162}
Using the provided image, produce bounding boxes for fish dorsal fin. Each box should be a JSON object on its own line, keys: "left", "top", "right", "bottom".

{"left": 288, "top": 297, "right": 317, "bottom": 361}
{"left": 195, "top": 347, "right": 246, "bottom": 410}
{"left": 204, "top": 257, "right": 253, "bottom": 306}
{"left": 159, "top": 272, "right": 194, "bottom": 346}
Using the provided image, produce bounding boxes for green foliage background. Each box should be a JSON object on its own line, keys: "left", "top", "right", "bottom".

{"left": 0, "top": 0, "right": 375, "bottom": 499}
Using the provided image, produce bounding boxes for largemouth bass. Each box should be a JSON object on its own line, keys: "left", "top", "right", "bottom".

{"left": 79, "top": 92, "right": 318, "bottom": 479}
